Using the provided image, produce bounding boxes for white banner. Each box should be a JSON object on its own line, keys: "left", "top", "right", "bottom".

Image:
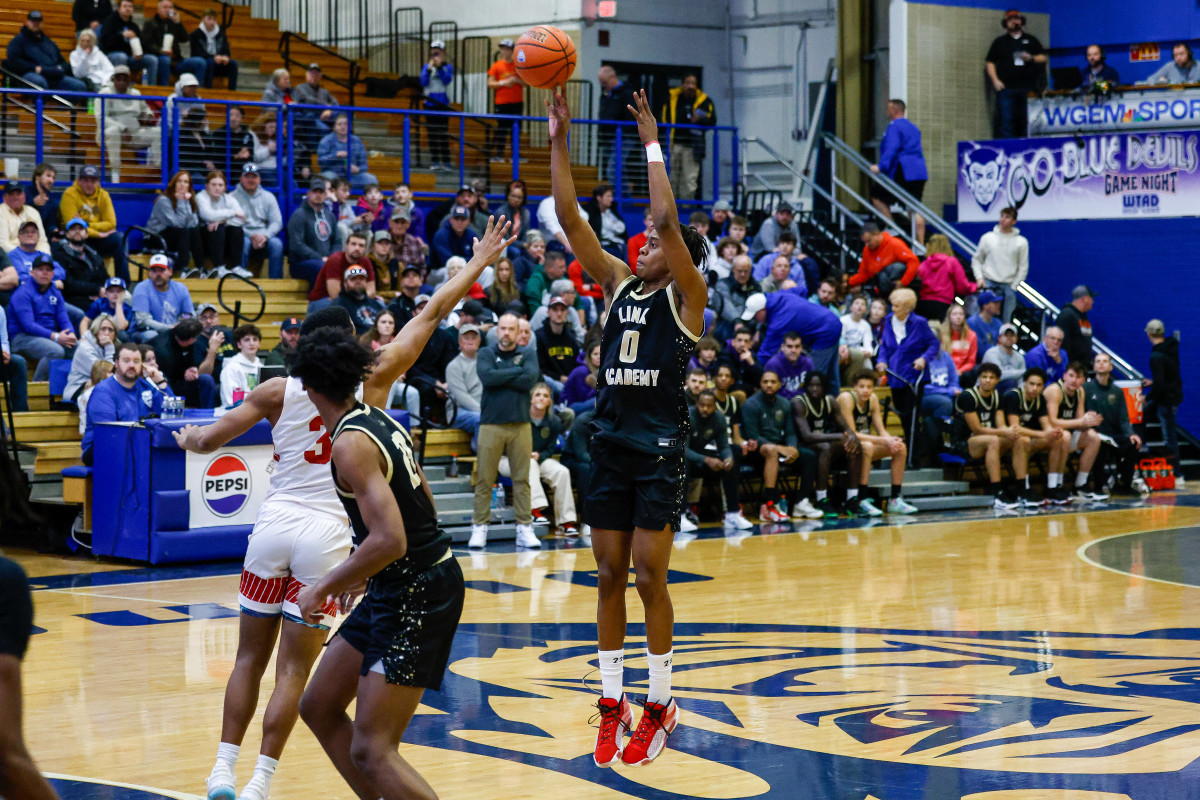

{"left": 1029, "top": 87, "right": 1200, "bottom": 135}
{"left": 185, "top": 446, "right": 274, "bottom": 528}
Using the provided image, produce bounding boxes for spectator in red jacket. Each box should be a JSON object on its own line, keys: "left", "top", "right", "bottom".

{"left": 944, "top": 303, "right": 978, "bottom": 379}
{"left": 848, "top": 221, "right": 919, "bottom": 299}
{"left": 916, "top": 234, "right": 976, "bottom": 321}
{"left": 625, "top": 206, "right": 653, "bottom": 273}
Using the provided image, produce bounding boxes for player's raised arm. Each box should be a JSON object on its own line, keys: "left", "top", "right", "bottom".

{"left": 172, "top": 378, "right": 286, "bottom": 453}
{"left": 364, "top": 215, "right": 516, "bottom": 407}
{"left": 626, "top": 89, "right": 707, "bottom": 335}
{"left": 548, "top": 86, "right": 630, "bottom": 302}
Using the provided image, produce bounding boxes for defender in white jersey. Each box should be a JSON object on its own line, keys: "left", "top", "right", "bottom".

{"left": 173, "top": 217, "right": 517, "bottom": 800}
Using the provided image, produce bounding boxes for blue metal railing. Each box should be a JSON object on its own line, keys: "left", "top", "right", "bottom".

{"left": 0, "top": 87, "right": 738, "bottom": 224}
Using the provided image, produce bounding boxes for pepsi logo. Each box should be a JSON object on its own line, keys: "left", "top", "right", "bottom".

{"left": 516, "top": 48, "right": 526, "bottom": 63}
{"left": 202, "top": 454, "right": 251, "bottom": 517}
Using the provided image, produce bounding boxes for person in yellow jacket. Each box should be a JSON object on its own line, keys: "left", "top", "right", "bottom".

{"left": 59, "top": 165, "right": 126, "bottom": 280}
{"left": 661, "top": 74, "right": 716, "bottom": 200}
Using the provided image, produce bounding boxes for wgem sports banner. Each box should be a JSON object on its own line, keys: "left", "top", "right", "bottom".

{"left": 957, "top": 131, "right": 1200, "bottom": 221}
{"left": 185, "top": 446, "right": 273, "bottom": 528}
{"left": 1028, "top": 87, "right": 1200, "bottom": 135}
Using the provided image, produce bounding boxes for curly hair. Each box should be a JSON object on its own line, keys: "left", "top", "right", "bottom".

{"left": 290, "top": 327, "right": 375, "bottom": 404}
{"left": 680, "top": 224, "right": 710, "bottom": 271}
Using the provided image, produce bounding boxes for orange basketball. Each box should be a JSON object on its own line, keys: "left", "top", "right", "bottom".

{"left": 513, "top": 25, "right": 577, "bottom": 89}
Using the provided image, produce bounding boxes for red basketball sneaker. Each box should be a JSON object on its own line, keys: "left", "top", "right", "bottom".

{"left": 621, "top": 697, "right": 679, "bottom": 766}
{"left": 592, "top": 694, "right": 633, "bottom": 767}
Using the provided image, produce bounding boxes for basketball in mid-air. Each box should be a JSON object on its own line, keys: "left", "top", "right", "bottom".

{"left": 513, "top": 26, "right": 577, "bottom": 89}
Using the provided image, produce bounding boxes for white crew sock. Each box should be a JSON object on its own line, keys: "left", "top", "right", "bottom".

{"left": 1075, "top": 471, "right": 1089, "bottom": 488}
{"left": 816, "top": 490, "right": 828, "bottom": 501}
{"left": 216, "top": 742, "right": 239, "bottom": 768}
{"left": 1048, "top": 473, "right": 1062, "bottom": 489}
{"left": 646, "top": 649, "right": 673, "bottom": 705}
{"left": 846, "top": 488, "right": 859, "bottom": 500}
{"left": 598, "top": 649, "right": 625, "bottom": 700}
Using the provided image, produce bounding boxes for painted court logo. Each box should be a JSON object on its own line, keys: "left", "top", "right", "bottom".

{"left": 409, "top": 621, "right": 1200, "bottom": 799}
{"left": 201, "top": 454, "right": 251, "bottom": 517}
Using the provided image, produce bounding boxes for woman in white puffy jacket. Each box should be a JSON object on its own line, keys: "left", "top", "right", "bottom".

{"left": 70, "top": 29, "right": 114, "bottom": 91}
{"left": 195, "top": 170, "right": 250, "bottom": 278}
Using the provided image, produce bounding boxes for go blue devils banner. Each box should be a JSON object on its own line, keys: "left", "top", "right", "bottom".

{"left": 957, "top": 130, "right": 1200, "bottom": 222}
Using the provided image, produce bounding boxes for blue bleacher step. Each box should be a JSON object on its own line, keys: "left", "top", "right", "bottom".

{"left": 910, "top": 494, "right": 997, "bottom": 512}
{"left": 422, "top": 464, "right": 449, "bottom": 481}
{"left": 445, "top": 522, "right": 518, "bottom": 544}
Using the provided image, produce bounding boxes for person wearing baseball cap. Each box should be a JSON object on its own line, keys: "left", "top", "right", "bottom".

{"left": 233, "top": 160, "right": 286, "bottom": 279}
{"left": 82, "top": 276, "right": 133, "bottom": 337}
{"left": 966, "top": 290, "right": 1004, "bottom": 350}
{"left": 488, "top": 37, "right": 523, "bottom": 159}
{"left": 1056, "top": 285, "right": 1096, "bottom": 365}
{"left": 981, "top": 322, "right": 1025, "bottom": 393}
{"left": 422, "top": 39, "right": 454, "bottom": 170}
{"left": 52, "top": 213, "right": 109, "bottom": 315}
{"left": 749, "top": 199, "right": 801, "bottom": 260}
{"left": 286, "top": 178, "right": 339, "bottom": 287}
{"left": 263, "top": 317, "right": 303, "bottom": 367}
{"left": 62, "top": 164, "right": 125, "bottom": 279}
{"left": 708, "top": 199, "right": 733, "bottom": 240}
{"left": 432, "top": 204, "right": 479, "bottom": 273}
{"left": 1, "top": 179, "right": 50, "bottom": 254}
{"left": 130, "top": 253, "right": 198, "bottom": 342}
{"left": 331, "top": 265, "right": 386, "bottom": 334}
{"left": 293, "top": 58, "right": 338, "bottom": 146}
{"left": 6, "top": 253, "right": 77, "bottom": 381}
{"left": 985, "top": 9, "right": 1046, "bottom": 138}
{"left": 9, "top": 12, "right": 89, "bottom": 94}
{"left": 387, "top": 203, "right": 428, "bottom": 273}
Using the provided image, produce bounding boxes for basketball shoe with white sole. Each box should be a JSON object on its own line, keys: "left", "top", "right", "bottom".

{"left": 622, "top": 697, "right": 679, "bottom": 766}
{"left": 592, "top": 694, "right": 633, "bottom": 767}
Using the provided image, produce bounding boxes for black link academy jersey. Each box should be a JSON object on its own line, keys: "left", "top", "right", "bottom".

{"left": 331, "top": 403, "right": 449, "bottom": 576}
{"left": 592, "top": 275, "right": 700, "bottom": 456}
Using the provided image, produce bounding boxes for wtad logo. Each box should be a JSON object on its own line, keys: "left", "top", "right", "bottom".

{"left": 410, "top": 622, "right": 1200, "bottom": 799}
{"left": 202, "top": 454, "right": 251, "bottom": 517}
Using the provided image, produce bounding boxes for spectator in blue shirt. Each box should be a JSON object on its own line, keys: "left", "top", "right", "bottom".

{"left": 1081, "top": 45, "right": 1120, "bottom": 89}
{"left": 8, "top": 218, "right": 86, "bottom": 330}
{"left": 875, "top": 287, "right": 940, "bottom": 449}
{"left": 316, "top": 114, "right": 377, "bottom": 189}
{"left": 752, "top": 232, "right": 819, "bottom": 295}
{"left": 742, "top": 287, "right": 843, "bottom": 390}
{"left": 420, "top": 40, "right": 454, "bottom": 170}
{"left": 7, "top": 255, "right": 77, "bottom": 380}
{"left": 84, "top": 276, "right": 133, "bottom": 337}
{"left": 0, "top": 304, "right": 29, "bottom": 413}
{"left": 131, "top": 253, "right": 194, "bottom": 342}
{"left": 870, "top": 99, "right": 928, "bottom": 244}
{"left": 921, "top": 321, "right": 962, "bottom": 421}
{"left": 81, "top": 340, "right": 173, "bottom": 465}
{"left": 967, "top": 291, "right": 1003, "bottom": 351}
{"left": 431, "top": 205, "right": 478, "bottom": 273}
{"left": 1024, "top": 325, "right": 1067, "bottom": 382}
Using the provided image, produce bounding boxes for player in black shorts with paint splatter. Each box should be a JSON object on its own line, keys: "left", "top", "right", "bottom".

{"left": 548, "top": 86, "right": 709, "bottom": 767}
{"left": 0, "top": 555, "right": 61, "bottom": 800}
{"left": 291, "top": 328, "right": 466, "bottom": 800}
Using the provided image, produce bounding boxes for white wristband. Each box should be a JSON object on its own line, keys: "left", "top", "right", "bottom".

{"left": 645, "top": 141, "right": 664, "bottom": 164}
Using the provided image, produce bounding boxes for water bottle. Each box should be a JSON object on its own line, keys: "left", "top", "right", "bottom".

{"left": 491, "top": 483, "right": 502, "bottom": 510}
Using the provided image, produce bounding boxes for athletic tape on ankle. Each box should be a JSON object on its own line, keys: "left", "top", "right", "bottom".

{"left": 645, "top": 141, "right": 664, "bottom": 163}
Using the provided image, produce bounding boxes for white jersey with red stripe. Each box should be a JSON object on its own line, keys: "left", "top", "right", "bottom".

{"left": 266, "top": 376, "right": 362, "bottom": 519}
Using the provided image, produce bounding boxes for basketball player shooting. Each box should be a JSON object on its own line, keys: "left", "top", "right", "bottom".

{"left": 548, "top": 86, "right": 708, "bottom": 767}
{"left": 172, "top": 217, "right": 514, "bottom": 800}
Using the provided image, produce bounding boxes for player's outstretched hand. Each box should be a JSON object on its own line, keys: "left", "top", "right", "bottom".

{"left": 472, "top": 215, "right": 518, "bottom": 265}
{"left": 626, "top": 88, "right": 659, "bottom": 146}
{"left": 172, "top": 423, "right": 201, "bottom": 451}
{"left": 547, "top": 85, "right": 571, "bottom": 140}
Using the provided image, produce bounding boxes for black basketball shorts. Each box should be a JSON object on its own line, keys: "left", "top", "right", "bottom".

{"left": 0, "top": 556, "right": 34, "bottom": 660}
{"left": 336, "top": 552, "right": 465, "bottom": 690}
{"left": 583, "top": 438, "right": 686, "bottom": 533}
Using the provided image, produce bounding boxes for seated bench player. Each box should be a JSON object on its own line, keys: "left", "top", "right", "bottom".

{"left": 836, "top": 370, "right": 919, "bottom": 516}
{"left": 1001, "top": 366, "right": 1067, "bottom": 507}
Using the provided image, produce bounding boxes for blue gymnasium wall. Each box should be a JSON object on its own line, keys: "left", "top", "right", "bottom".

{"left": 955, "top": 216, "right": 1200, "bottom": 434}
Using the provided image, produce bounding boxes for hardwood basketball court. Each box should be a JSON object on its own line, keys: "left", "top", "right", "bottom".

{"left": 11, "top": 494, "right": 1200, "bottom": 800}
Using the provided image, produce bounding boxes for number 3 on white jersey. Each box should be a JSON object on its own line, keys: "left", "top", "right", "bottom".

{"left": 618, "top": 330, "right": 640, "bottom": 364}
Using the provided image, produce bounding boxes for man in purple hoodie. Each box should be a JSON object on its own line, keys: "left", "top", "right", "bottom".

{"left": 764, "top": 332, "right": 815, "bottom": 400}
